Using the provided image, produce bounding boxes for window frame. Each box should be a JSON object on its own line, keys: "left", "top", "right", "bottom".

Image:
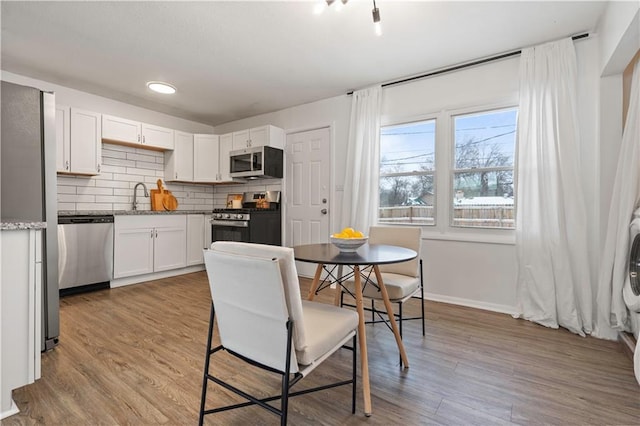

{"left": 378, "top": 115, "right": 438, "bottom": 227}
{"left": 378, "top": 102, "right": 518, "bottom": 244}
{"left": 449, "top": 105, "right": 518, "bottom": 230}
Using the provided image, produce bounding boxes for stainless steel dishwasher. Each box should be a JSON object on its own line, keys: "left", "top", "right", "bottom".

{"left": 58, "top": 215, "right": 114, "bottom": 296}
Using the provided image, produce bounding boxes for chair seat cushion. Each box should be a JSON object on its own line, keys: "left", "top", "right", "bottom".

{"left": 344, "top": 272, "right": 420, "bottom": 301}
{"left": 297, "top": 301, "right": 358, "bottom": 366}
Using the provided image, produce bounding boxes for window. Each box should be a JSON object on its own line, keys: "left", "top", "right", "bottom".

{"left": 452, "top": 108, "right": 517, "bottom": 229}
{"left": 379, "top": 120, "right": 435, "bottom": 225}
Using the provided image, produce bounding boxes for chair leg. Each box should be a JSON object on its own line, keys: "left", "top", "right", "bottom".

{"left": 351, "top": 334, "right": 357, "bottom": 414}
{"left": 371, "top": 299, "right": 375, "bottom": 324}
{"left": 199, "top": 303, "right": 216, "bottom": 426}
{"left": 281, "top": 320, "right": 294, "bottom": 425}
{"left": 420, "top": 259, "right": 425, "bottom": 336}
{"left": 398, "top": 301, "right": 403, "bottom": 367}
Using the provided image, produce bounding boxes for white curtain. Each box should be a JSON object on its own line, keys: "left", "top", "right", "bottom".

{"left": 340, "top": 85, "right": 382, "bottom": 233}
{"left": 595, "top": 61, "right": 640, "bottom": 340}
{"left": 515, "top": 38, "right": 593, "bottom": 336}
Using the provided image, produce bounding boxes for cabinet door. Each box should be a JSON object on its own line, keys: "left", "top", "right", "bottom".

{"left": 186, "top": 215, "right": 205, "bottom": 266}
{"left": 70, "top": 108, "right": 102, "bottom": 175}
{"left": 154, "top": 226, "right": 187, "bottom": 272}
{"left": 193, "top": 134, "right": 219, "bottom": 182}
{"left": 166, "top": 131, "right": 193, "bottom": 182}
{"left": 248, "top": 126, "right": 269, "bottom": 147}
{"left": 102, "top": 114, "right": 141, "bottom": 144}
{"left": 232, "top": 129, "right": 250, "bottom": 150}
{"left": 113, "top": 227, "right": 154, "bottom": 278}
{"left": 218, "top": 133, "right": 234, "bottom": 182}
{"left": 142, "top": 123, "right": 174, "bottom": 150}
{"left": 56, "top": 105, "right": 70, "bottom": 172}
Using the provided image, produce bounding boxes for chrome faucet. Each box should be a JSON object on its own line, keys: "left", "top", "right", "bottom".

{"left": 132, "top": 182, "right": 149, "bottom": 210}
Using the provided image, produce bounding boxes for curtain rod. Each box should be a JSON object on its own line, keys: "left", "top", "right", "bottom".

{"left": 347, "top": 33, "right": 589, "bottom": 95}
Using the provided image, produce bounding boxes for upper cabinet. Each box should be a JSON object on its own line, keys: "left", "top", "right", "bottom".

{"left": 231, "top": 125, "right": 284, "bottom": 150}
{"left": 165, "top": 131, "right": 194, "bottom": 182}
{"left": 218, "top": 133, "right": 234, "bottom": 182}
{"left": 193, "top": 134, "right": 219, "bottom": 183}
{"left": 56, "top": 105, "right": 102, "bottom": 175}
{"left": 102, "top": 114, "right": 174, "bottom": 151}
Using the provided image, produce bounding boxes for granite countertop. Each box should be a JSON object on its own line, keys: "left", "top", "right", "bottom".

{"left": 58, "top": 210, "right": 213, "bottom": 216}
{"left": 1, "top": 221, "right": 47, "bottom": 231}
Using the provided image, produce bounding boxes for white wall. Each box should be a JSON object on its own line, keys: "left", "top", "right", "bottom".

{"left": 598, "top": 2, "right": 640, "bottom": 75}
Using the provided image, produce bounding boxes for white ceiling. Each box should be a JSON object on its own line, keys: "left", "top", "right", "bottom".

{"left": 1, "top": 1, "right": 607, "bottom": 126}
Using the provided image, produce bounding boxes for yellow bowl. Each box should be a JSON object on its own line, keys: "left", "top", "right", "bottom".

{"left": 330, "top": 236, "right": 368, "bottom": 253}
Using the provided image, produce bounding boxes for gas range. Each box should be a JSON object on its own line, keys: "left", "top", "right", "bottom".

{"left": 210, "top": 191, "right": 282, "bottom": 246}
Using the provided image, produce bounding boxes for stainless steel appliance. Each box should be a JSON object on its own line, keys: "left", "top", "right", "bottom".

{"left": 58, "top": 215, "right": 114, "bottom": 296}
{"left": 1, "top": 81, "right": 59, "bottom": 350}
{"left": 229, "top": 146, "right": 283, "bottom": 179}
{"left": 211, "top": 191, "right": 282, "bottom": 245}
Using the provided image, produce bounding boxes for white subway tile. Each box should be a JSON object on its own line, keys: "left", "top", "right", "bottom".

{"left": 127, "top": 152, "right": 157, "bottom": 163}
{"left": 95, "top": 180, "right": 130, "bottom": 189}
{"left": 58, "top": 194, "right": 95, "bottom": 203}
{"left": 57, "top": 185, "right": 77, "bottom": 194}
{"left": 95, "top": 195, "right": 130, "bottom": 203}
{"left": 58, "top": 202, "right": 76, "bottom": 211}
{"left": 77, "top": 187, "right": 113, "bottom": 196}
{"left": 103, "top": 159, "right": 135, "bottom": 169}
{"left": 76, "top": 203, "right": 113, "bottom": 211}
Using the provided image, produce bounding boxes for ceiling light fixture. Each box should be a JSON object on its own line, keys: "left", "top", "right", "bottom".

{"left": 146, "top": 81, "right": 176, "bottom": 94}
{"left": 372, "top": 0, "right": 382, "bottom": 36}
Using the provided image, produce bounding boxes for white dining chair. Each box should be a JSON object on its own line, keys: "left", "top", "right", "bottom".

{"left": 341, "top": 226, "right": 425, "bottom": 343}
{"left": 199, "top": 241, "right": 359, "bottom": 425}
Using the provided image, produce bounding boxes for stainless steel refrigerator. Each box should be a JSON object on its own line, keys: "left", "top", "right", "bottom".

{"left": 1, "top": 80, "right": 59, "bottom": 350}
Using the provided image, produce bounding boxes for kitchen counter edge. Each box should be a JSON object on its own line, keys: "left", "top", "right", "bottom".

{"left": 58, "top": 210, "right": 213, "bottom": 217}
{"left": 1, "top": 221, "right": 47, "bottom": 231}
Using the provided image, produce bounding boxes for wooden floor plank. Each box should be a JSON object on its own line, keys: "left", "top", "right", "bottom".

{"left": 5, "top": 272, "right": 639, "bottom": 425}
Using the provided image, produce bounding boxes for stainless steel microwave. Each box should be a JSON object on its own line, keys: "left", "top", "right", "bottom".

{"left": 229, "top": 146, "right": 283, "bottom": 179}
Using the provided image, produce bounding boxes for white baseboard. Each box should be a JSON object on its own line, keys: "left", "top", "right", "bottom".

{"left": 0, "top": 398, "right": 20, "bottom": 420}
{"left": 298, "top": 269, "right": 517, "bottom": 316}
{"left": 111, "top": 265, "right": 205, "bottom": 288}
{"left": 424, "top": 292, "right": 517, "bottom": 315}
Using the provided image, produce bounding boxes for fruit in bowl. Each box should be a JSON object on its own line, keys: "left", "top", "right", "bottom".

{"left": 330, "top": 227, "right": 368, "bottom": 253}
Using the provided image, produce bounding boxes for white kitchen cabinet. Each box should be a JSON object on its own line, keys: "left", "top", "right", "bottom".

{"left": 102, "top": 114, "right": 174, "bottom": 151}
{"left": 193, "top": 134, "right": 219, "bottom": 182}
{"left": 231, "top": 125, "right": 284, "bottom": 150}
{"left": 113, "top": 215, "right": 186, "bottom": 279}
{"left": 218, "top": 133, "right": 234, "bottom": 182}
{"left": 56, "top": 106, "right": 101, "bottom": 175}
{"left": 102, "top": 114, "right": 140, "bottom": 144}
{"left": 187, "top": 214, "right": 206, "bottom": 266}
{"left": 1, "top": 229, "right": 42, "bottom": 418}
{"left": 141, "top": 123, "right": 174, "bottom": 150}
{"left": 165, "top": 131, "right": 194, "bottom": 182}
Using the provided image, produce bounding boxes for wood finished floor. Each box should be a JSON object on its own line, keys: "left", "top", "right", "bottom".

{"left": 6, "top": 271, "right": 640, "bottom": 425}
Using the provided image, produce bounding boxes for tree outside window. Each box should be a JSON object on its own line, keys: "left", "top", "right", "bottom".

{"left": 379, "top": 120, "right": 435, "bottom": 225}
{"left": 452, "top": 108, "right": 517, "bottom": 229}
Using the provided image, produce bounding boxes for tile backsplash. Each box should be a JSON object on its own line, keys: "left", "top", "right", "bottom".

{"left": 57, "top": 143, "right": 214, "bottom": 212}
{"left": 57, "top": 143, "right": 283, "bottom": 212}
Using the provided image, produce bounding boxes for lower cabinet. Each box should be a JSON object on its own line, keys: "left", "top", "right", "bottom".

{"left": 187, "top": 214, "right": 207, "bottom": 266}
{"left": 114, "top": 215, "right": 187, "bottom": 279}
{"left": 1, "top": 229, "right": 41, "bottom": 418}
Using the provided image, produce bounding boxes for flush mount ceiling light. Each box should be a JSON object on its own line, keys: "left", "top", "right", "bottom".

{"left": 146, "top": 81, "right": 176, "bottom": 94}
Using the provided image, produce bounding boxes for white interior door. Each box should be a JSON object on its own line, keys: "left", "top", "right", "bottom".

{"left": 285, "top": 127, "right": 331, "bottom": 277}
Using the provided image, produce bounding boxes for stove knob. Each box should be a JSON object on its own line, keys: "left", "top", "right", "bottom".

{"left": 224, "top": 214, "right": 231, "bottom": 219}
{"left": 214, "top": 214, "right": 221, "bottom": 219}
{"left": 236, "top": 214, "right": 243, "bottom": 219}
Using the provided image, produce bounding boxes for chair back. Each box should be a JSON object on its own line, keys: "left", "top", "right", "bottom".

{"left": 205, "top": 242, "right": 308, "bottom": 372}
{"left": 369, "top": 226, "right": 422, "bottom": 277}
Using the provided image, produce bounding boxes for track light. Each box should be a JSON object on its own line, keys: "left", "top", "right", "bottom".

{"left": 372, "top": 0, "right": 381, "bottom": 36}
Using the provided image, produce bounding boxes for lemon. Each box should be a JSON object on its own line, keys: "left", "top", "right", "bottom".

{"left": 353, "top": 231, "right": 364, "bottom": 238}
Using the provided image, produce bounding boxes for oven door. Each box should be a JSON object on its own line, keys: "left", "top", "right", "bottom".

{"left": 211, "top": 219, "right": 250, "bottom": 243}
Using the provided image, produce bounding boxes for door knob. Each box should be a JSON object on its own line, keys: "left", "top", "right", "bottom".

{"left": 322, "top": 198, "right": 327, "bottom": 204}
{"left": 321, "top": 209, "right": 328, "bottom": 215}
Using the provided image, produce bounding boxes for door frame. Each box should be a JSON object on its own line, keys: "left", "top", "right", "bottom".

{"left": 283, "top": 123, "right": 335, "bottom": 250}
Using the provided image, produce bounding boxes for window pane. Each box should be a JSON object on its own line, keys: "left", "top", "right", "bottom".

{"left": 452, "top": 170, "right": 514, "bottom": 228}
{"left": 454, "top": 109, "right": 517, "bottom": 169}
{"left": 379, "top": 174, "right": 434, "bottom": 225}
{"left": 381, "top": 120, "right": 435, "bottom": 174}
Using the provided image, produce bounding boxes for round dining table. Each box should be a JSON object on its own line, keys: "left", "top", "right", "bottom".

{"left": 294, "top": 243, "right": 417, "bottom": 416}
